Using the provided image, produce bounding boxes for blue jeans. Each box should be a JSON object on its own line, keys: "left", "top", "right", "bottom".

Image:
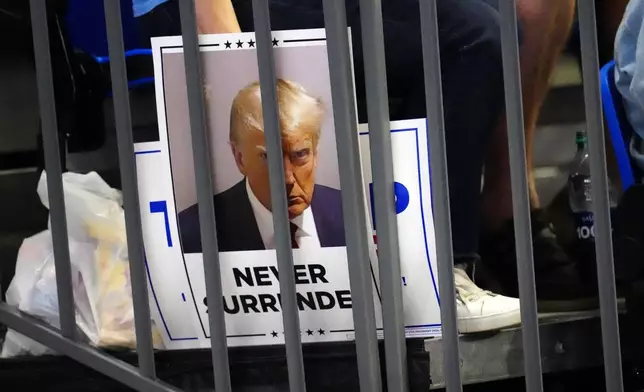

{"left": 139, "top": 0, "right": 511, "bottom": 261}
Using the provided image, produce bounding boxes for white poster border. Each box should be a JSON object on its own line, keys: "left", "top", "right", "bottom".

{"left": 136, "top": 29, "right": 441, "bottom": 349}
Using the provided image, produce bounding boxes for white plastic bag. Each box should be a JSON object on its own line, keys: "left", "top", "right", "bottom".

{"left": 1, "top": 171, "right": 162, "bottom": 357}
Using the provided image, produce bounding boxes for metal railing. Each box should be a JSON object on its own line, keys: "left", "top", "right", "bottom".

{"left": 0, "top": 0, "right": 624, "bottom": 391}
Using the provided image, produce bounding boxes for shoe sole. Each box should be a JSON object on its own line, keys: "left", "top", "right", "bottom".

{"left": 458, "top": 308, "right": 522, "bottom": 334}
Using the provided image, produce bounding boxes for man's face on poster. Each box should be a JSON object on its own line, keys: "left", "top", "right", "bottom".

{"left": 233, "top": 127, "right": 318, "bottom": 219}
{"left": 230, "top": 80, "right": 324, "bottom": 219}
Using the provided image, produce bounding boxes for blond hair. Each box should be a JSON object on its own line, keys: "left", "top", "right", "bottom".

{"left": 229, "top": 79, "right": 325, "bottom": 147}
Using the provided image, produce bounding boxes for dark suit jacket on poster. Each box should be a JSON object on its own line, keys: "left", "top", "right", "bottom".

{"left": 178, "top": 180, "right": 346, "bottom": 253}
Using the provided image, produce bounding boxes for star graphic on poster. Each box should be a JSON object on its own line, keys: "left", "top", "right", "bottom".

{"left": 247, "top": 39, "right": 255, "bottom": 47}
{"left": 306, "top": 329, "right": 314, "bottom": 336}
{"left": 271, "top": 331, "right": 278, "bottom": 338}
{"left": 224, "top": 40, "right": 232, "bottom": 49}
{"left": 317, "top": 328, "right": 325, "bottom": 336}
{"left": 272, "top": 37, "right": 279, "bottom": 47}
{"left": 236, "top": 40, "right": 244, "bottom": 48}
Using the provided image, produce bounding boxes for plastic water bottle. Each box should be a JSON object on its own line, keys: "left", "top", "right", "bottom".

{"left": 568, "top": 131, "right": 617, "bottom": 251}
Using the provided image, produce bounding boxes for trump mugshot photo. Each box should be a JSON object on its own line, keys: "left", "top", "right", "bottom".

{"left": 160, "top": 40, "right": 346, "bottom": 254}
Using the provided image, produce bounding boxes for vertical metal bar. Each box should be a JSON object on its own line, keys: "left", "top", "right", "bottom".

{"left": 418, "top": 2, "right": 462, "bottom": 391}
{"left": 357, "top": 0, "right": 408, "bottom": 391}
{"left": 103, "top": 0, "right": 156, "bottom": 378}
{"left": 28, "top": 0, "right": 76, "bottom": 339}
{"left": 498, "top": 2, "right": 543, "bottom": 392}
{"left": 577, "top": 2, "right": 624, "bottom": 391}
{"left": 178, "top": 1, "right": 232, "bottom": 391}
{"left": 323, "top": 1, "right": 383, "bottom": 391}
{"left": 251, "top": 1, "right": 307, "bottom": 391}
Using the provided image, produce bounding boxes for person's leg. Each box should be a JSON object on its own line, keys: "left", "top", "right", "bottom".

{"left": 382, "top": 0, "right": 521, "bottom": 332}
{"left": 395, "top": 0, "right": 506, "bottom": 263}
{"left": 473, "top": 0, "right": 596, "bottom": 310}
{"left": 480, "top": 0, "right": 576, "bottom": 230}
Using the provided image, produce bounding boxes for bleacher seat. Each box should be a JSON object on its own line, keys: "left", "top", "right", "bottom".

{"left": 600, "top": 60, "right": 643, "bottom": 191}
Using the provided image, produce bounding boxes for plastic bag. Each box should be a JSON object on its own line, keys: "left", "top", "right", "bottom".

{"left": 1, "top": 171, "right": 162, "bottom": 357}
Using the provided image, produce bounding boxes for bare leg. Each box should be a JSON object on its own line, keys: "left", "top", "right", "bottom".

{"left": 481, "top": 0, "right": 576, "bottom": 231}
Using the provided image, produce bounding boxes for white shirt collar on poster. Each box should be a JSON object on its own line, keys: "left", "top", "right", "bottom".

{"left": 245, "top": 178, "right": 321, "bottom": 251}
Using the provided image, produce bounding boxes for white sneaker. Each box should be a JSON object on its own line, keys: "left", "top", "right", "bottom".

{"left": 454, "top": 268, "right": 521, "bottom": 333}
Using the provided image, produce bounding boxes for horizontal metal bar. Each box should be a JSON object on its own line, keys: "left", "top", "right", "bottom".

{"left": 498, "top": 2, "right": 543, "bottom": 392}
{"left": 178, "top": 0, "right": 232, "bottom": 391}
{"left": 323, "top": 0, "right": 383, "bottom": 391}
{"left": 0, "top": 304, "right": 179, "bottom": 392}
{"left": 103, "top": 0, "right": 156, "bottom": 378}
{"left": 29, "top": 0, "right": 76, "bottom": 340}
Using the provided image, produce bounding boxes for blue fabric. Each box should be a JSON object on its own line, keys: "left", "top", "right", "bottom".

{"left": 600, "top": 61, "right": 638, "bottom": 190}
{"left": 66, "top": 0, "right": 141, "bottom": 57}
{"left": 132, "top": 0, "right": 169, "bottom": 17}
{"left": 615, "top": 0, "right": 644, "bottom": 172}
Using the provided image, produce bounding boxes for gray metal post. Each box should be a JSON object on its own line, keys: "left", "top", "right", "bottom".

{"left": 251, "top": 1, "right": 307, "bottom": 391}
{"left": 103, "top": 0, "right": 156, "bottom": 378}
{"left": 577, "top": 1, "right": 624, "bottom": 391}
{"left": 323, "top": 1, "right": 383, "bottom": 391}
{"left": 418, "top": 1, "right": 462, "bottom": 391}
{"left": 357, "top": 0, "right": 408, "bottom": 390}
{"left": 177, "top": 1, "right": 232, "bottom": 391}
{"left": 498, "top": 2, "right": 544, "bottom": 392}
{"left": 28, "top": 0, "right": 76, "bottom": 340}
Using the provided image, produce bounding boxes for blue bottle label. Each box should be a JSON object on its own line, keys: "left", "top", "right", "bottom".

{"left": 574, "top": 211, "right": 595, "bottom": 241}
{"left": 573, "top": 209, "right": 616, "bottom": 242}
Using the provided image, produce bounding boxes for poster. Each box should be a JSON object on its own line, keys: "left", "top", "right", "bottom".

{"left": 136, "top": 29, "right": 440, "bottom": 350}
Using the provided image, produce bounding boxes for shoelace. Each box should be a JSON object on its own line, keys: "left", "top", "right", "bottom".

{"left": 454, "top": 269, "right": 494, "bottom": 303}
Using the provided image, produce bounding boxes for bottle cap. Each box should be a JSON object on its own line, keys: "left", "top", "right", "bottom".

{"left": 575, "top": 131, "right": 588, "bottom": 144}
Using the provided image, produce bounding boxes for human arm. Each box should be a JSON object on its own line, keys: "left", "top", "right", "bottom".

{"left": 195, "top": 0, "right": 241, "bottom": 34}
